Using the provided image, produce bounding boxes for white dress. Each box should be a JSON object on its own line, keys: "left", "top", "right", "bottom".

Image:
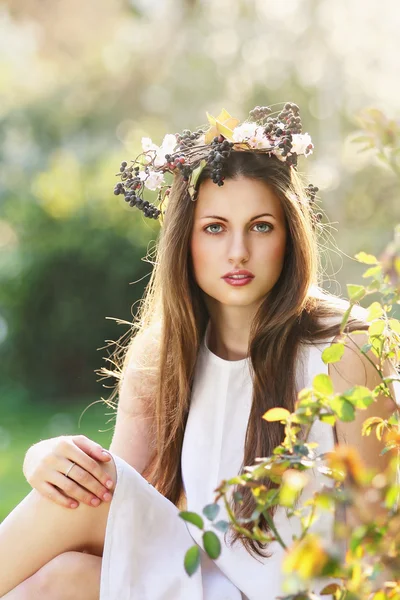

{"left": 99, "top": 321, "right": 399, "bottom": 600}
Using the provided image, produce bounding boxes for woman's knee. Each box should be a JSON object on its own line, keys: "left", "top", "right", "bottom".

{"left": 35, "top": 551, "right": 102, "bottom": 600}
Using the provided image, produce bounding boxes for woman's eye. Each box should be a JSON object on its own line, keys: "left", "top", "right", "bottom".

{"left": 203, "top": 222, "right": 273, "bottom": 235}
{"left": 204, "top": 224, "right": 223, "bottom": 234}
{"left": 253, "top": 222, "right": 273, "bottom": 233}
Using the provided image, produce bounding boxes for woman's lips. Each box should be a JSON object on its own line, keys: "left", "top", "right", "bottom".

{"left": 223, "top": 276, "right": 254, "bottom": 287}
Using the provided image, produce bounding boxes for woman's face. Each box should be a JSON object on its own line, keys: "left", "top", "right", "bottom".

{"left": 190, "top": 175, "right": 287, "bottom": 313}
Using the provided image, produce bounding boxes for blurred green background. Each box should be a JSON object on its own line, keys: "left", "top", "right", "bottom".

{"left": 1, "top": 0, "right": 400, "bottom": 520}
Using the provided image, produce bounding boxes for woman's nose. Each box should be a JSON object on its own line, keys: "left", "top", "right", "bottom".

{"left": 227, "top": 232, "right": 250, "bottom": 264}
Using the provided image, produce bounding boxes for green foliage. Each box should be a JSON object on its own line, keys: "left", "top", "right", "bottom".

{"left": 0, "top": 196, "right": 152, "bottom": 402}
{"left": 184, "top": 545, "right": 200, "bottom": 576}
{"left": 322, "top": 342, "right": 345, "bottom": 364}
{"left": 179, "top": 511, "right": 204, "bottom": 530}
{"left": 202, "top": 531, "right": 221, "bottom": 560}
{"left": 202, "top": 503, "right": 220, "bottom": 521}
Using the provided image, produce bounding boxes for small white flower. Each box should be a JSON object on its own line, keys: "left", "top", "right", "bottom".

{"left": 232, "top": 123, "right": 271, "bottom": 149}
{"left": 143, "top": 170, "right": 165, "bottom": 191}
{"left": 141, "top": 134, "right": 177, "bottom": 167}
{"left": 160, "top": 133, "right": 177, "bottom": 155}
{"left": 291, "top": 133, "right": 313, "bottom": 156}
{"left": 141, "top": 137, "right": 158, "bottom": 153}
{"left": 154, "top": 136, "right": 176, "bottom": 166}
{"left": 233, "top": 123, "right": 258, "bottom": 142}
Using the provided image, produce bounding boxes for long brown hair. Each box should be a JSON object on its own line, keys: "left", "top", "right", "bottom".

{"left": 100, "top": 151, "right": 368, "bottom": 557}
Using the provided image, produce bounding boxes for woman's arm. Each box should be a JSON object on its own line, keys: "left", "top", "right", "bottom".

{"left": 0, "top": 329, "right": 159, "bottom": 596}
{"left": 107, "top": 350, "right": 156, "bottom": 473}
{"left": 330, "top": 331, "right": 398, "bottom": 470}
{"left": 21, "top": 328, "right": 158, "bottom": 508}
{"left": 0, "top": 458, "right": 116, "bottom": 597}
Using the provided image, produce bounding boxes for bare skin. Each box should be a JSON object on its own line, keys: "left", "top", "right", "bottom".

{"left": 0, "top": 456, "right": 116, "bottom": 598}
{"left": 1, "top": 552, "right": 101, "bottom": 600}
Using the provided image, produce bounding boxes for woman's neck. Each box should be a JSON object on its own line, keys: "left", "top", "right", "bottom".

{"left": 207, "top": 317, "right": 252, "bottom": 361}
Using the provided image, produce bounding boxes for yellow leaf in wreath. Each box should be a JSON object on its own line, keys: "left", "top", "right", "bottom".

{"left": 204, "top": 109, "right": 240, "bottom": 144}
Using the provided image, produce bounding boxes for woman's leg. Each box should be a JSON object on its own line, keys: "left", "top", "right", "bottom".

{"left": 1, "top": 551, "right": 101, "bottom": 600}
{"left": 0, "top": 457, "right": 116, "bottom": 597}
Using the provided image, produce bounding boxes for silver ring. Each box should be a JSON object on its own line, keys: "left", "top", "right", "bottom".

{"left": 65, "top": 462, "right": 76, "bottom": 478}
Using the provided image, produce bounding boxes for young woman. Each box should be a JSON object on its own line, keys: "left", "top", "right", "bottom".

{"left": 1, "top": 103, "right": 398, "bottom": 600}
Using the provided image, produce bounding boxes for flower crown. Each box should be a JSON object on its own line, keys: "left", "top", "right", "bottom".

{"left": 114, "top": 102, "right": 322, "bottom": 226}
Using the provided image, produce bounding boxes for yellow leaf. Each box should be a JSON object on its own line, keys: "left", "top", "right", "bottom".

{"left": 206, "top": 111, "right": 217, "bottom": 126}
{"left": 362, "top": 265, "right": 382, "bottom": 279}
{"left": 262, "top": 407, "right": 291, "bottom": 422}
{"left": 282, "top": 534, "right": 329, "bottom": 579}
{"left": 204, "top": 109, "right": 240, "bottom": 144}
{"left": 389, "top": 318, "right": 400, "bottom": 334}
{"left": 214, "top": 120, "right": 237, "bottom": 141}
{"left": 362, "top": 416, "right": 383, "bottom": 436}
{"left": 355, "top": 251, "right": 379, "bottom": 265}
{"left": 376, "top": 421, "right": 385, "bottom": 441}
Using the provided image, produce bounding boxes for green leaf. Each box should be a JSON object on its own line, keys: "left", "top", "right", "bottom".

{"left": 190, "top": 159, "right": 207, "bottom": 190}
{"left": 347, "top": 284, "right": 366, "bottom": 302}
{"left": 341, "top": 305, "right": 353, "bottom": 331}
{"left": 342, "top": 386, "right": 374, "bottom": 409}
{"left": 313, "top": 373, "right": 334, "bottom": 396}
{"left": 369, "top": 319, "right": 385, "bottom": 337}
{"left": 179, "top": 511, "right": 204, "bottom": 530}
{"left": 293, "top": 444, "right": 311, "bottom": 457}
{"left": 202, "top": 503, "right": 220, "bottom": 521}
{"left": 184, "top": 545, "right": 201, "bottom": 576}
{"left": 388, "top": 412, "right": 400, "bottom": 425}
{"left": 330, "top": 397, "right": 355, "bottom": 421}
{"left": 322, "top": 342, "right": 345, "bottom": 364}
{"left": 213, "top": 520, "right": 229, "bottom": 533}
{"left": 233, "top": 491, "right": 243, "bottom": 502}
{"left": 366, "top": 301, "right": 384, "bottom": 321}
{"left": 360, "top": 343, "right": 373, "bottom": 355}
{"left": 203, "top": 530, "right": 221, "bottom": 559}
{"left": 354, "top": 251, "right": 379, "bottom": 265}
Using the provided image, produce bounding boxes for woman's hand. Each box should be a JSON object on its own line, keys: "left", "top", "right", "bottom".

{"left": 23, "top": 435, "right": 115, "bottom": 509}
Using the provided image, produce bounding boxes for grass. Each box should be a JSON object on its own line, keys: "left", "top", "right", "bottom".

{"left": 0, "top": 396, "right": 115, "bottom": 521}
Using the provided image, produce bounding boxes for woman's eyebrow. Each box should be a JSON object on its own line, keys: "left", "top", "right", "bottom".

{"left": 199, "top": 213, "right": 276, "bottom": 222}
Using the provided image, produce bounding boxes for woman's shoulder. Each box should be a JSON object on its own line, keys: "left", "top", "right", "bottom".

{"left": 125, "top": 321, "right": 162, "bottom": 368}
{"left": 309, "top": 289, "right": 369, "bottom": 333}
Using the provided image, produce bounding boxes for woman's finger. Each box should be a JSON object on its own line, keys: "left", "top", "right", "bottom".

{"left": 72, "top": 435, "right": 111, "bottom": 462}
{"left": 51, "top": 470, "right": 106, "bottom": 507}
{"left": 41, "top": 481, "right": 79, "bottom": 509}
{"left": 57, "top": 441, "right": 115, "bottom": 490}
{"left": 59, "top": 458, "right": 113, "bottom": 503}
